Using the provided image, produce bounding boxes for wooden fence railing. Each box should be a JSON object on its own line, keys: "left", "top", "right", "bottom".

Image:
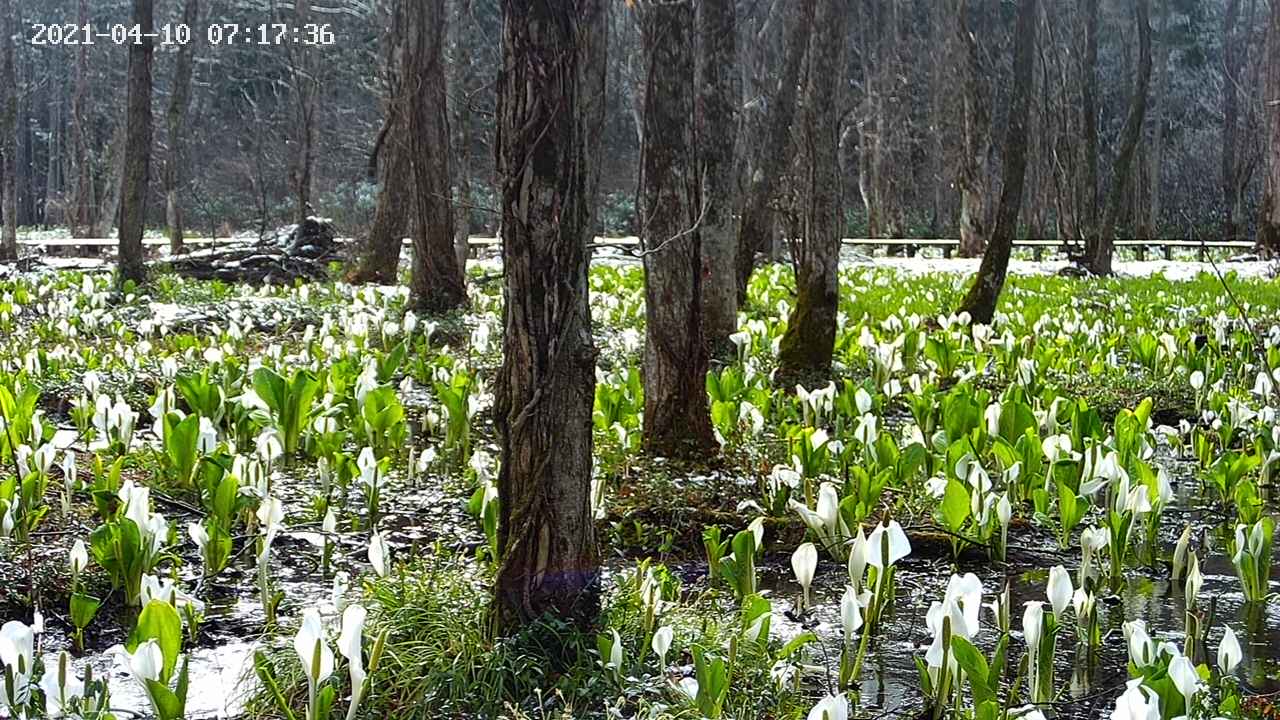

{"left": 16, "top": 235, "right": 1257, "bottom": 262}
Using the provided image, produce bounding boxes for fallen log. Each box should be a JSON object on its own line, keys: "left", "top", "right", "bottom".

{"left": 153, "top": 218, "right": 342, "bottom": 284}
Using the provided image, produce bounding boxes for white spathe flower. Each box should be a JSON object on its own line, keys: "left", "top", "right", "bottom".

{"left": 338, "top": 604, "right": 368, "bottom": 720}
{"left": 847, "top": 526, "right": 868, "bottom": 589}
{"left": 68, "top": 539, "right": 89, "bottom": 576}
{"left": 1189, "top": 370, "right": 1205, "bottom": 391}
{"left": 293, "top": 608, "right": 335, "bottom": 689}
{"left": 140, "top": 574, "right": 205, "bottom": 615}
{"left": 1217, "top": 626, "right": 1242, "bottom": 675}
{"left": 1043, "top": 434, "right": 1075, "bottom": 464}
{"left": 37, "top": 650, "right": 85, "bottom": 718}
{"left": 791, "top": 542, "right": 818, "bottom": 608}
{"left": 0, "top": 620, "right": 35, "bottom": 691}
{"left": 606, "top": 628, "right": 623, "bottom": 670}
{"left": 1184, "top": 551, "right": 1203, "bottom": 608}
{"left": 866, "top": 520, "right": 911, "bottom": 568}
{"left": 652, "top": 625, "right": 674, "bottom": 668}
{"left": 357, "top": 446, "right": 380, "bottom": 489}
{"left": 368, "top": 530, "right": 390, "bottom": 577}
{"left": 189, "top": 522, "right": 210, "bottom": 552}
{"left": 1046, "top": 565, "right": 1073, "bottom": 620}
{"left": 840, "top": 585, "right": 864, "bottom": 643}
{"left": 1168, "top": 653, "right": 1201, "bottom": 702}
{"left": 121, "top": 639, "right": 164, "bottom": 684}
{"left": 1022, "top": 601, "right": 1044, "bottom": 655}
{"left": 1109, "top": 678, "right": 1161, "bottom": 720}
{"left": 1124, "top": 620, "right": 1155, "bottom": 668}
{"left": 807, "top": 693, "right": 849, "bottom": 720}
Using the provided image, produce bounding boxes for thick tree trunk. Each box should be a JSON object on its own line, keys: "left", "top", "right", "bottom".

{"left": 957, "top": 0, "right": 1037, "bottom": 324}
{"left": 696, "top": 0, "right": 740, "bottom": 356}
{"left": 492, "top": 0, "right": 605, "bottom": 631}
{"left": 734, "top": 0, "right": 815, "bottom": 299}
{"left": 954, "top": 0, "right": 990, "bottom": 258}
{"left": 118, "top": 0, "right": 154, "bottom": 286}
{"left": 403, "top": 0, "right": 467, "bottom": 313}
{"left": 1260, "top": 0, "right": 1280, "bottom": 253}
{"left": 778, "top": 0, "right": 845, "bottom": 377}
{"left": 165, "top": 0, "right": 199, "bottom": 255}
{"left": 0, "top": 0, "right": 17, "bottom": 261}
{"left": 351, "top": 114, "right": 410, "bottom": 284}
{"left": 350, "top": 8, "right": 410, "bottom": 285}
{"left": 640, "top": 0, "right": 717, "bottom": 459}
{"left": 1084, "top": 0, "right": 1151, "bottom": 276}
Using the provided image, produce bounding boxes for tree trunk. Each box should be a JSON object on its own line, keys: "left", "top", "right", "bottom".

{"left": 696, "top": 0, "right": 740, "bottom": 356}
{"left": 351, "top": 114, "right": 410, "bottom": 285}
{"left": 778, "top": 0, "right": 846, "bottom": 376}
{"left": 403, "top": 0, "right": 467, "bottom": 313}
{"left": 70, "top": 0, "right": 91, "bottom": 238}
{"left": 448, "top": 0, "right": 474, "bottom": 274}
{"left": 1081, "top": 0, "right": 1099, "bottom": 237}
{"left": 957, "top": 0, "right": 1037, "bottom": 324}
{"left": 1260, "top": 0, "right": 1280, "bottom": 253}
{"left": 0, "top": 0, "right": 17, "bottom": 261}
{"left": 118, "top": 0, "right": 154, "bottom": 286}
{"left": 350, "top": 6, "right": 411, "bottom": 285}
{"left": 95, "top": 120, "right": 127, "bottom": 239}
{"left": 1084, "top": 0, "right": 1151, "bottom": 276}
{"left": 290, "top": 0, "right": 316, "bottom": 225}
{"left": 640, "top": 0, "right": 717, "bottom": 459}
{"left": 1223, "top": 0, "right": 1243, "bottom": 242}
{"left": 165, "top": 0, "right": 199, "bottom": 255}
{"left": 734, "top": 0, "right": 816, "bottom": 299}
{"left": 954, "top": 0, "right": 991, "bottom": 258}
{"left": 492, "top": 0, "right": 605, "bottom": 631}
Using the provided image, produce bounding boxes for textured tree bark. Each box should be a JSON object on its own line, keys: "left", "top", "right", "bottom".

{"left": 778, "top": 0, "right": 845, "bottom": 377}
{"left": 640, "top": 0, "right": 717, "bottom": 459}
{"left": 954, "top": 0, "right": 990, "bottom": 259}
{"left": 696, "top": 0, "right": 740, "bottom": 356}
{"left": 289, "top": 0, "right": 316, "bottom": 225}
{"left": 351, "top": 113, "right": 410, "bottom": 285}
{"left": 165, "top": 0, "right": 199, "bottom": 255}
{"left": 118, "top": 0, "right": 154, "bottom": 286}
{"left": 0, "top": 0, "right": 17, "bottom": 261}
{"left": 1145, "top": 9, "right": 1172, "bottom": 241}
{"left": 957, "top": 0, "right": 1037, "bottom": 325}
{"left": 448, "top": 0, "right": 475, "bottom": 274}
{"left": 70, "top": 0, "right": 91, "bottom": 238}
{"left": 492, "top": 0, "right": 605, "bottom": 631}
{"left": 1223, "top": 0, "right": 1243, "bottom": 242}
{"left": 403, "top": 0, "right": 467, "bottom": 313}
{"left": 95, "top": 121, "right": 127, "bottom": 239}
{"left": 1081, "top": 0, "right": 1099, "bottom": 237}
{"left": 734, "top": 0, "right": 815, "bottom": 300}
{"left": 351, "top": 8, "right": 410, "bottom": 285}
{"left": 1260, "top": 0, "right": 1280, "bottom": 253}
{"left": 1084, "top": 0, "right": 1151, "bottom": 276}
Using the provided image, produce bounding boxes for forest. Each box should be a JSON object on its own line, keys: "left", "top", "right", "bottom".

{"left": 0, "top": 1, "right": 1279, "bottom": 720}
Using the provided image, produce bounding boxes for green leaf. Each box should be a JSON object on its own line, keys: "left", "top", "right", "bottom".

{"left": 776, "top": 631, "right": 817, "bottom": 660}
{"left": 940, "top": 478, "right": 970, "bottom": 533}
{"left": 70, "top": 592, "right": 102, "bottom": 630}
{"left": 127, "top": 600, "right": 183, "bottom": 684}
